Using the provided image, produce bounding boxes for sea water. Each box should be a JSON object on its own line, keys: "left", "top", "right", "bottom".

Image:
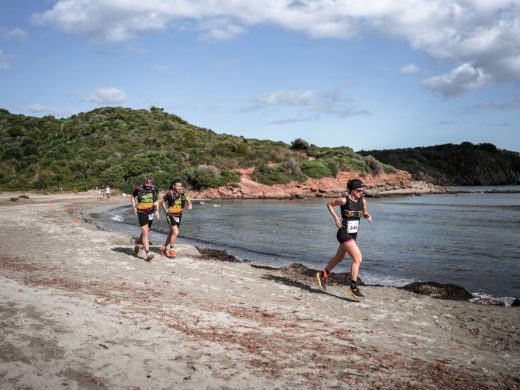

{"left": 93, "top": 187, "right": 520, "bottom": 300}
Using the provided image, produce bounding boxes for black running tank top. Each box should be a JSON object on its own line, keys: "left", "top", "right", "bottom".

{"left": 340, "top": 197, "right": 363, "bottom": 222}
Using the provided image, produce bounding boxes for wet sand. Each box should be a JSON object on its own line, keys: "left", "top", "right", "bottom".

{"left": 0, "top": 192, "right": 519, "bottom": 389}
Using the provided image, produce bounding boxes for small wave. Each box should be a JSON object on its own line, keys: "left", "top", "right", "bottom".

{"left": 470, "top": 292, "right": 517, "bottom": 307}
{"left": 199, "top": 201, "right": 205, "bottom": 204}
{"left": 361, "top": 274, "right": 417, "bottom": 288}
{"left": 213, "top": 204, "right": 221, "bottom": 207}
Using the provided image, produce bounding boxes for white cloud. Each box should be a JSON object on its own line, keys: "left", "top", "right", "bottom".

{"left": 245, "top": 89, "right": 370, "bottom": 118}
{"left": 259, "top": 90, "right": 317, "bottom": 106}
{"left": 198, "top": 19, "right": 245, "bottom": 41}
{"left": 5, "top": 28, "right": 28, "bottom": 42}
{"left": 423, "top": 62, "right": 491, "bottom": 96}
{"left": 400, "top": 64, "right": 419, "bottom": 74}
{"left": 268, "top": 115, "right": 319, "bottom": 124}
{"left": 21, "top": 104, "right": 69, "bottom": 117}
{"left": 31, "top": 1, "right": 520, "bottom": 95}
{"left": 0, "top": 49, "right": 12, "bottom": 70}
{"left": 83, "top": 87, "right": 128, "bottom": 103}
{"left": 23, "top": 103, "right": 50, "bottom": 112}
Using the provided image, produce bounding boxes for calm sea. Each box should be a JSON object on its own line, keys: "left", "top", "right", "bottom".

{"left": 92, "top": 186, "right": 520, "bottom": 300}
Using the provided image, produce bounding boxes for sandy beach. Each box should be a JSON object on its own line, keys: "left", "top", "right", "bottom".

{"left": 0, "top": 192, "right": 519, "bottom": 389}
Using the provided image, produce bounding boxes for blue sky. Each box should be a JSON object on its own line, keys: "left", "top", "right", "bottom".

{"left": 1, "top": 0, "right": 519, "bottom": 152}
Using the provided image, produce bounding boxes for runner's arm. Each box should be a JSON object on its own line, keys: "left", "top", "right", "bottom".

{"left": 154, "top": 197, "right": 161, "bottom": 220}
{"left": 327, "top": 198, "right": 345, "bottom": 228}
{"left": 161, "top": 198, "right": 168, "bottom": 214}
{"left": 362, "top": 198, "right": 372, "bottom": 222}
{"left": 131, "top": 196, "right": 137, "bottom": 214}
{"left": 185, "top": 193, "right": 192, "bottom": 210}
{"left": 131, "top": 188, "right": 139, "bottom": 214}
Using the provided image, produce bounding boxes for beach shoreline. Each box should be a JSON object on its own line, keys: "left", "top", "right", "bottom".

{"left": 92, "top": 193, "right": 519, "bottom": 305}
{"left": 1, "top": 192, "right": 519, "bottom": 388}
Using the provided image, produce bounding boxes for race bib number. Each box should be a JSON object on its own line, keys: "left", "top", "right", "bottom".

{"left": 347, "top": 220, "right": 359, "bottom": 233}
{"left": 148, "top": 213, "right": 154, "bottom": 221}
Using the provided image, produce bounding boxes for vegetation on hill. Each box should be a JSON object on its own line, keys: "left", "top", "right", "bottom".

{"left": 359, "top": 142, "right": 520, "bottom": 185}
{"left": 0, "top": 107, "right": 391, "bottom": 192}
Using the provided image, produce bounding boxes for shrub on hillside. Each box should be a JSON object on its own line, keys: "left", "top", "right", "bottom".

{"left": 253, "top": 164, "right": 292, "bottom": 185}
{"left": 324, "top": 159, "right": 339, "bottom": 177}
{"left": 184, "top": 167, "right": 239, "bottom": 190}
{"left": 364, "top": 155, "right": 384, "bottom": 176}
{"left": 291, "top": 138, "right": 310, "bottom": 151}
{"left": 99, "top": 165, "right": 126, "bottom": 188}
{"left": 300, "top": 160, "right": 331, "bottom": 179}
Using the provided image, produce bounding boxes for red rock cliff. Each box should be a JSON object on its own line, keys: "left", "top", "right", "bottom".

{"left": 190, "top": 168, "right": 451, "bottom": 199}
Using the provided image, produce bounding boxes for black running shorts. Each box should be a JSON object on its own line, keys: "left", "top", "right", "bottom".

{"left": 337, "top": 227, "right": 357, "bottom": 244}
{"left": 137, "top": 212, "right": 154, "bottom": 228}
{"left": 166, "top": 214, "right": 182, "bottom": 227}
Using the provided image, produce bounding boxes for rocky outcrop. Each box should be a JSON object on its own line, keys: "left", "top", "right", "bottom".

{"left": 400, "top": 281, "right": 473, "bottom": 301}
{"left": 197, "top": 247, "right": 241, "bottom": 262}
{"left": 278, "top": 263, "right": 363, "bottom": 287}
{"left": 191, "top": 168, "right": 452, "bottom": 199}
{"left": 471, "top": 297, "right": 505, "bottom": 306}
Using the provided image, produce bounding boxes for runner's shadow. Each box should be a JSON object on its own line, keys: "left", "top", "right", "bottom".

{"left": 111, "top": 247, "right": 161, "bottom": 257}
{"left": 261, "top": 275, "right": 359, "bottom": 303}
{"left": 111, "top": 247, "right": 137, "bottom": 256}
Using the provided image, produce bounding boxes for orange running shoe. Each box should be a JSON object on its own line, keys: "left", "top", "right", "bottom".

{"left": 160, "top": 246, "right": 167, "bottom": 256}
{"left": 315, "top": 269, "right": 328, "bottom": 291}
{"left": 168, "top": 249, "right": 176, "bottom": 258}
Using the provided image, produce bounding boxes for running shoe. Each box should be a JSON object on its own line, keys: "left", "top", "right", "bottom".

{"left": 315, "top": 271, "right": 328, "bottom": 291}
{"left": 160, "top": 246, "right": 167, "bottom": 256}
{"left": 168, "top": 249, "right": 176, "bottom": 258}
{"left": 134, "top": 244, "right": 140, "bottom": 255}
{"left": 146, "top": 252, "right": 155, "bottom": 261}
{"left": 347, "top": 287, "right": 365, "bottom": 299}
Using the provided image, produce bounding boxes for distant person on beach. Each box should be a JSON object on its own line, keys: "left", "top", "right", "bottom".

{"left": 105, "top": 186, "right": 111, "bottom": 199}
{"left": 161, "top": 179, "right": 192, "bottom": 258}
{"left": 131, "top": 176, "right": 160, "bottom": 261}
{"left": 316, "top": 179, "right": 372, "bottom": 299}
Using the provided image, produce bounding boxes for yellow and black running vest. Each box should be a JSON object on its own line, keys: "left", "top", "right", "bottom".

{"left": 134, "top": 185, "right": 159, "bottom": 214}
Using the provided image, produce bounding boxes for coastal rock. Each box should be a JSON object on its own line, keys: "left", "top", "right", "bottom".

{"left": 175, "top": 244, "right": 201, "bottom": 257}
{"left": 190, "top": 168, "right": 452, "bottom": 200}
{"left": 197, "top": 247, "right": 241, "bottom": 262}
{"left": 400, "top": 281, "right": 472, "bottom": 301}
{"left": 472, "top": 298, "right": 505, "bottom": 306}
{"left": 512, "top": 299, "right": 520, "bottom": 307}
{"left": 279, "top": 263, "right": 364, "bottom": 287}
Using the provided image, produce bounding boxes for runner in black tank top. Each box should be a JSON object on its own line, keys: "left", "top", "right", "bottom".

{"left": 337, "top": 195, "right": 364, "bottom": 243}
{"left": 315, "top": 179, "right": 373, "bottom": 299}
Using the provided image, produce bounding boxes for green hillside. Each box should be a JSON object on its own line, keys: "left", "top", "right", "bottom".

{"left": 359, "top": 142, "right": 520, "bottom": 185}
{"left": 0, "top": 107, "right": 391, "bottom": 192}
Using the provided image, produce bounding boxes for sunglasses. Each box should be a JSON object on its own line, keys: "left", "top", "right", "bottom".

{"left": 354, "top": 189, "right": 364, "bottom": 193}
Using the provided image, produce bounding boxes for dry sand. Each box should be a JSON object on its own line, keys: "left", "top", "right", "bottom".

{"left": 0, "top": 192, "right": 519, "bottom": 389}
